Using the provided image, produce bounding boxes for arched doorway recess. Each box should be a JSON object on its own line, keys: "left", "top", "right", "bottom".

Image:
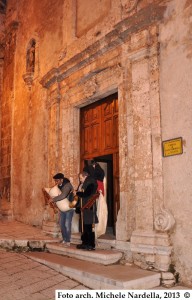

{"left": 80, "top": 93, "right": 119, "bottom": 235}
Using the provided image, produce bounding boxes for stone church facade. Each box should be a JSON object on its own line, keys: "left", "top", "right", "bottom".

{"left": 0, "top": 0, "right": 192, "bottom": 287}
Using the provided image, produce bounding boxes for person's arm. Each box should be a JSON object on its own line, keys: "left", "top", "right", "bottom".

{"left": 52, "top": 183, "right": 72, "bottom": 202}
{"left": 76, "top": 183, "right": 95, "bottom": 198}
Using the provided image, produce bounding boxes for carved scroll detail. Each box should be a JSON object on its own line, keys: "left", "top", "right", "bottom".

{"left": 154, "top": 205, "right": 175, "bottom": 232}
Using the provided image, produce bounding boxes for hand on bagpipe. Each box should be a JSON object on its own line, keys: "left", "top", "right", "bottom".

{"left": 75, "top": 193, "right": 100, "bottom": 214}
{"left": 42, "top": 188, "right": 58, "bottom": 214}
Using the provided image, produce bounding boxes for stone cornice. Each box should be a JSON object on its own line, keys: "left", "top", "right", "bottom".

{"left": 40, "top": 68, "right": 59, "bottom": 89}
{"left": 40, "top": 3, "right": 166, "bottom": 89}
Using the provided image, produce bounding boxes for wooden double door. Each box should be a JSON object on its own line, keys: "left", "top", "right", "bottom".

{"left": 80, "top": 93, "right": 119, "bottom": 234}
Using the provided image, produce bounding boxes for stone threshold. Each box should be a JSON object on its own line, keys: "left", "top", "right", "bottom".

{"left": 46, "top": 242, "right": 122, "bottom": 265}
{"left": 71, "top": 233, "right": 131, "bottom": 252}
{"left": 26, "top": 251, "right": 161, "bottom": 290}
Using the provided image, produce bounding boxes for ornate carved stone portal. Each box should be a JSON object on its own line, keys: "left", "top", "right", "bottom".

{"left": 40, "top": 2, "right": 174, "bottom": 273}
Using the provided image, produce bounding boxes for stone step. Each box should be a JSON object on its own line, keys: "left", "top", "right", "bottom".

{"left": 46, "top": 242, "right": 122, "bottom": 265}
{"left": 71, "top": 233, "right": 119, "bottom": 250}
{"left": 26, "top": 252, "right": 161, "bottom": 290}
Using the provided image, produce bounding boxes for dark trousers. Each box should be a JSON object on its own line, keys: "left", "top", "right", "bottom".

{"left": 81, "top": 224, "right": 95, "bottom": 247}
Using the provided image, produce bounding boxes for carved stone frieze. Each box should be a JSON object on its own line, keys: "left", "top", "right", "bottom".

{"left": 40, "top": 4, "right": 166, "bottom": 90}
{"left": 154, "top": 205, "right": 175, "bottom": 232}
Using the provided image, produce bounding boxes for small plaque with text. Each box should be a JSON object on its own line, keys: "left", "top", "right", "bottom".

{"left": 162, "top": 137, "right": 183, "bottom": 157}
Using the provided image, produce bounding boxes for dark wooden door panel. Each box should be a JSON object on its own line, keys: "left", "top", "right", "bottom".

{"left": 92, "top": 105, "right": 101, "bottom": 122}
{"left": 83, "top": 109, "right": 92, "bottom": 124}
{"left": 92, "top": 122, "right": 100, "bottom": 153}
{"left": 103, "top": 101, "right": 113, "bottom": 118}
{"left": 113, "top": 115, "right": 119, "bottom": 148}
{"left": 82, "top": 126, "right": 90, "bottom": 156}
{"left": 103, "top": 118, "right": 113, "bottom": 151}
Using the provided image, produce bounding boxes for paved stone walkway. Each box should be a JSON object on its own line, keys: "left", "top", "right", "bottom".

{"left": 0, "top": 249, "right": 89, "bottom": 300}
{"left": 0, "top": 220, "right": 89, "bottom": 299}
{"left": 0, "top": 220, "right": 58, "bottom": 241}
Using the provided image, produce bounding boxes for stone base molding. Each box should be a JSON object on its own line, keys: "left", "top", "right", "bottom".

{"left": 130, "top": 230, "right": 172, "bottom": 272}
{"left": 42, "top": 220, "right": 61, "bottom": 238}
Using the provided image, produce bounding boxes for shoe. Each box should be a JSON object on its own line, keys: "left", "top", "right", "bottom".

{"left": 63, "top": 242, "right": 70, "bottom": 247}
{"left": 76, "top": 244, "right": 87, "bottom": 249}
{"left": 86, "top": 245, "right": 95, "bottom": 251}
{"left": 60, "top": 241, "right": 70, "bottom": 246}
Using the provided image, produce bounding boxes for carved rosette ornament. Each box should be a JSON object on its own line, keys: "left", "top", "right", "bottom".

{"left": 154, "top": 205, "right": 175, "bottom": 232}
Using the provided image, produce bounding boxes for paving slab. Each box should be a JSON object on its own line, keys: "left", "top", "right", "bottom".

{"left": 26, "top": 251, "right": 161, "bottom": 290}
{"left": 0, "top": 249, "right": 89, "bottom": 300}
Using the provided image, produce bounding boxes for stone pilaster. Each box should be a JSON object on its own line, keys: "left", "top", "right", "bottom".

{"left": 129, "top": 26, "right": 175, "bottom": 271}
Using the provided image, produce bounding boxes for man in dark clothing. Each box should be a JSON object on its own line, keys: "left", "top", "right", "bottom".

{"left": 83, "top": 160, "right": 105, "bottom": 195}
{"left": 75, "top": 171, "right": 98, "bottom": 250}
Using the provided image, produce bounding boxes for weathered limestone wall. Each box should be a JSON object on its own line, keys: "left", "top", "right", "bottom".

{"left": 4, "top": 0, "right": 64, "bottom": 224}
{"left": 0, "top": 14, "right": 16, "bottom": 217}
{"left": 159, "top": 0, "right": 192, "bottom": 285}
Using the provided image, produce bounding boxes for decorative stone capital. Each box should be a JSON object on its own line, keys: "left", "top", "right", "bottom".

{"left": 22, "top": 72, "right": 34, "bottom": 90}
{"left": 154, "top": 205, "right": 175, "bottom": 232}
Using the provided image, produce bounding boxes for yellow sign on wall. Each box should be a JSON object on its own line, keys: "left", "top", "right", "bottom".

{"left": 162, "top": 137, "right": 183, "bottom": 157}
